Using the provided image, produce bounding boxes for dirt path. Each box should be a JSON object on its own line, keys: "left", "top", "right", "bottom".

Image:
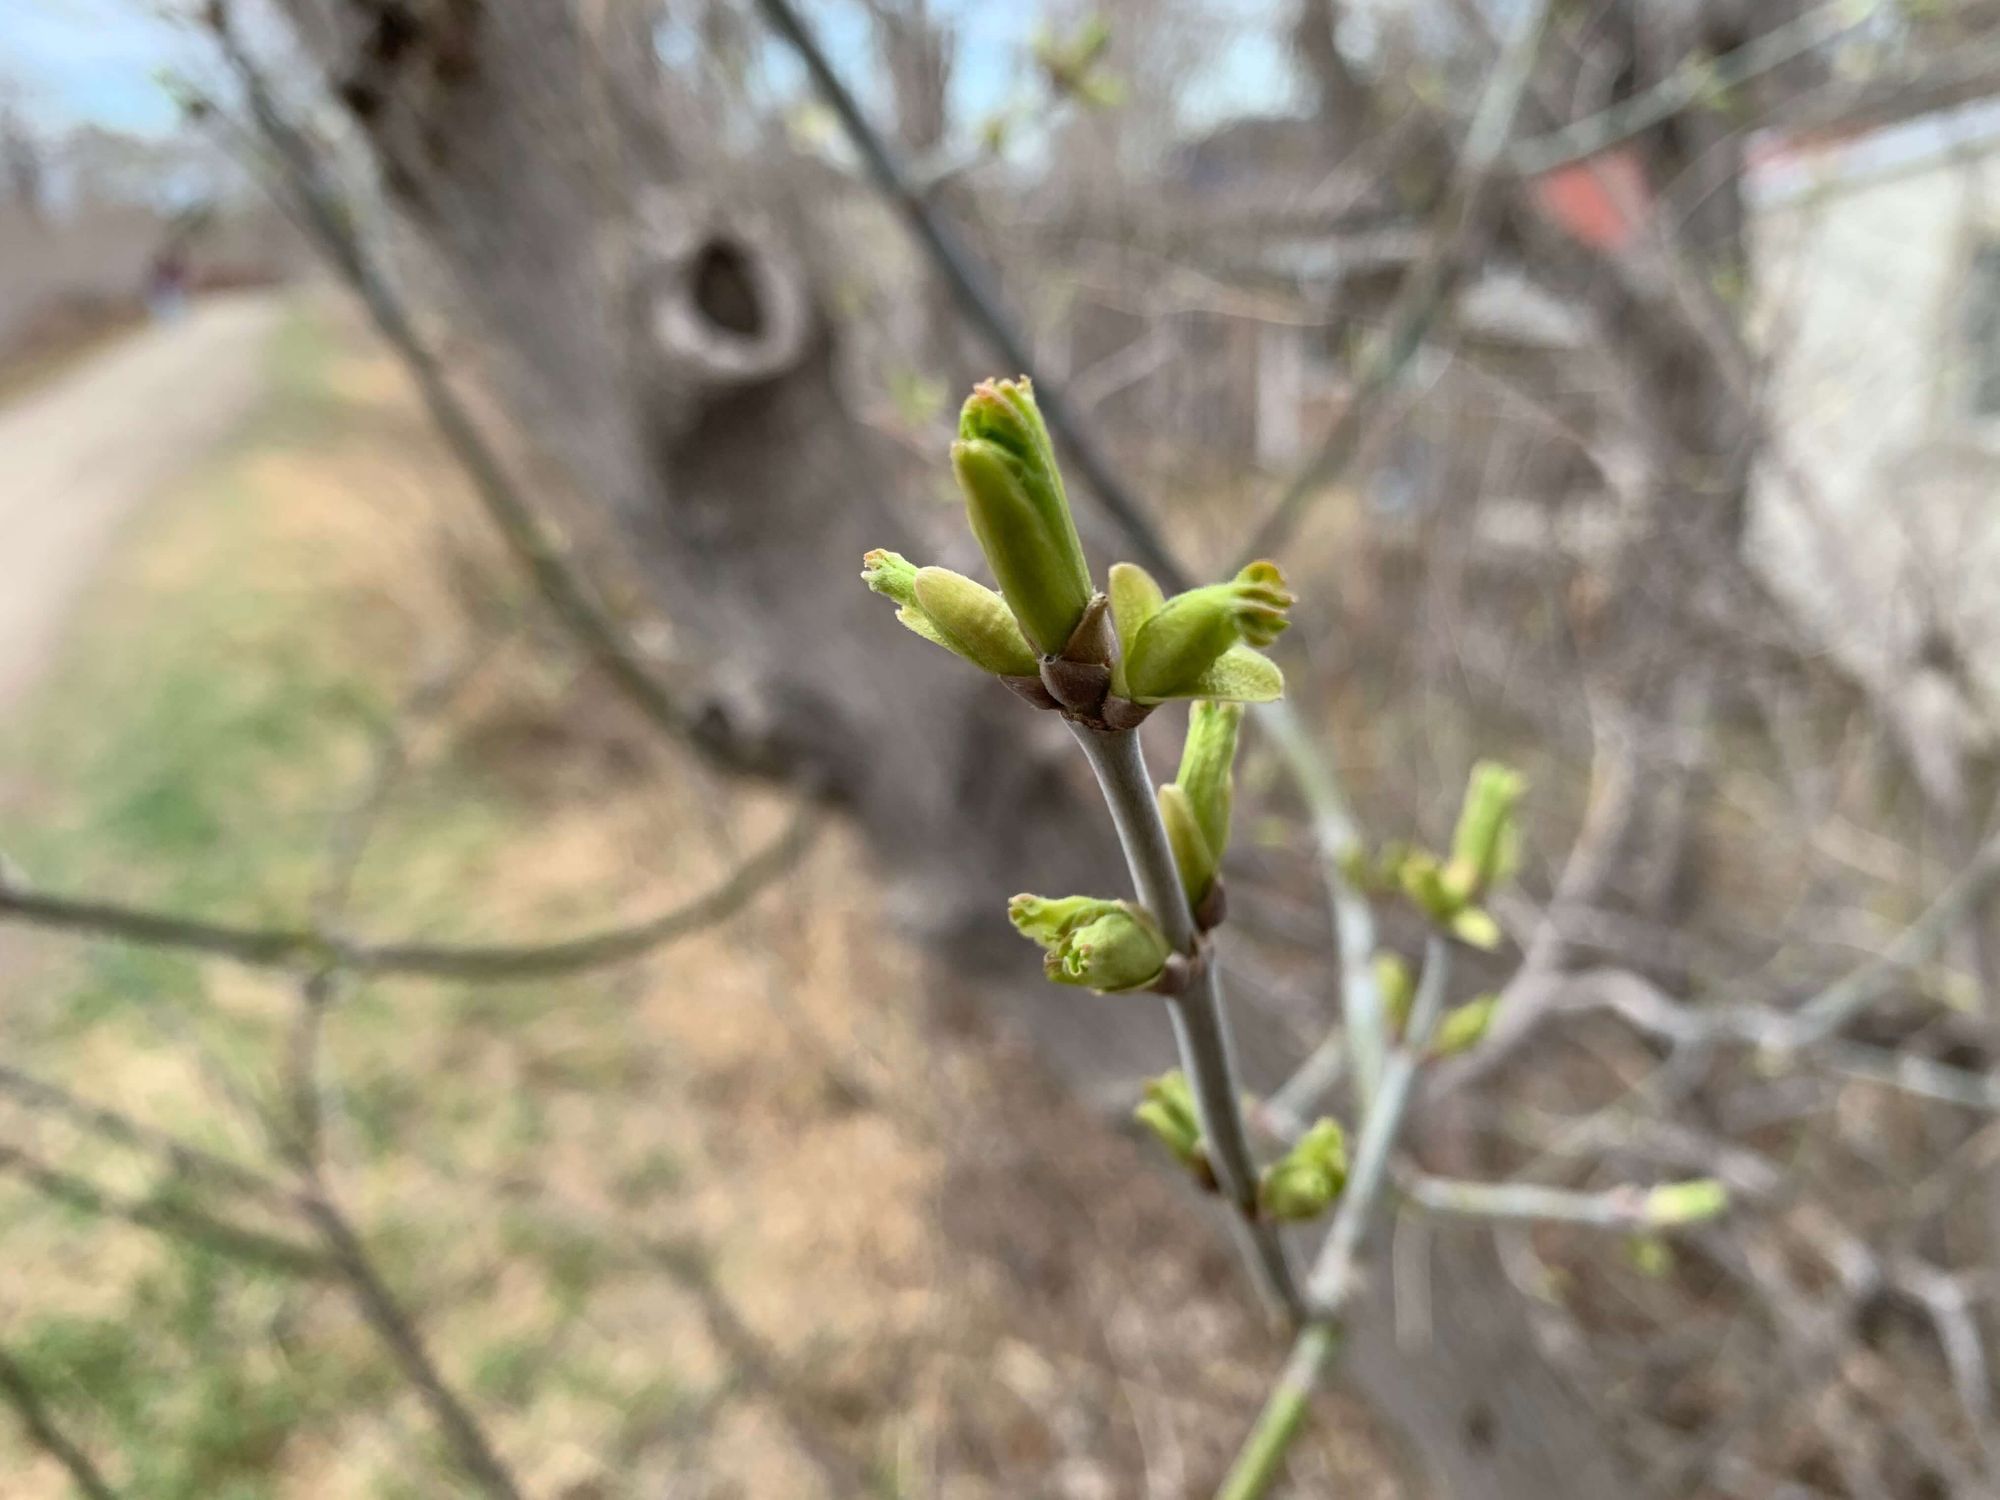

{"left": 0, "top": 293, "right": 283, "bottom": 713}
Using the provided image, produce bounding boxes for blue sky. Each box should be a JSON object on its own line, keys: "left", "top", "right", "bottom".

{"left": 1, "top": 0, "right": 203, "bottom": 135}
{"left": 4, "top": 0, "right": 1294, "bottom": 142}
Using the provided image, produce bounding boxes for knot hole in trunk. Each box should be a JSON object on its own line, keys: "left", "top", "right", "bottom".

{"left": 638, "top": 213, "right": 811, "bottom": 396}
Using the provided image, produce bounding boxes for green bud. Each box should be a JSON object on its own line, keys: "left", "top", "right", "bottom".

{"left": 1627, "top": 1235, "right": 1673, "bottom": 1278}
{"left": 1372, "top": 951, "right": 1414, "bottom": 1037}
{"left": 1133, "top": 1069, "right": 1206, "bottom": 1176}
{"left": 1182, "top": 645, "right": 1285, "bottom": 705}
{"left": 1340, "top": 840, "right": 1408, "bottom": 895}
{"left": 862, "top": 551, "right": 1039, "bottom": 677}
{"left": 1445, "top": 761, "right": 1526, "bottom": 902}
{"left": 1007, "top": 893, "right": 1169, "bottom": 992}
{"left": 1398, "top": 849, "right": 1457, "bottom": 923}
{"left": 1259, "top": 1118, "right": 1349, "bottom": 1222}
{"left": 861, "top": 548, "right": 920, "bottom": 605}
{"left": 953, "top": 379, "right": 1094, "bottom": 655}
{"left": 1449, "top": 907, "right": 1503, "bottom": 952}
{"left": 1643, "top": 1179, "right": 1729, "bottom": 1228}
{"left": 1122, "top": 561, "right": 1295, "bottom": 704}
{"left": 1108, "top": 560, "right": 1165, "bottom": 699}
{"left": 1429, "top": 995, "right": 1498, "bottom": 1058}
{"left": 1174, "top": 701, "right": 1243, "bottom": 859}
{"left": 911, "top": 568, "right": 1038, "bottom": 676}
{"left": 1157, "top": 783, "right": 1218, "bottom": 906}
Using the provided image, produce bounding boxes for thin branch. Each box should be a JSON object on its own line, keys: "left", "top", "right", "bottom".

{"left": 1065, "top": 722, "right": 1303, "bottom": 1322}
{"left": 0, "top": 1064, "right": 290, "bottom": 1210}
{"left": 1785, "top": 837, "right": 2000, "bottom": 1048}
{"left": 1508, "top": 0, "right": 1864, "bottom": 177}
{"left": 1231, "top": 0, "right": 1555, "bottom": 570}
{"left": 1401, "top": 1173, "right": 1712, "bottom": 1231}
{"left": 1254, "top": 1029, "right": 1345, "bottom": 1145}
{"left": 1306, "top": 935, "right": 1452, "bottom": 1316}
{"left": 1261, "top": 697, "right": 1386, "bottom": 1106}
{"left": 1818, "top": 1041, "right": 2000, "bottom": 1114}
{"left": 1213, "top": 1321, "right": 1341, "bottom": 1500}
{"left": 301, "top": 1188, "right": 525, "bottom": 1500}
{"left": 0, "top": 1344, "right": 120, "bottom": 1500}
{"left": 0, "top": 804, "right": 817, "bottom": 981}
{"left": 0, "top": 1143, "right": 326, "bottom": 1278}
{"left": 1216, "top": 935, "right": 1455, "bottom": 1497}
{"left": 750, "top": 0, "right": 1192, "bottom": 591}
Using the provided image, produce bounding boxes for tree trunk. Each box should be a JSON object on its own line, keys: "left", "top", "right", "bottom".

{"left": 276, "top": 3, "right": 1637, "bottom": 1492}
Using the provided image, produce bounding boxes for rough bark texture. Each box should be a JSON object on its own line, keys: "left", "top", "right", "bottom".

{"left": 277, "top": 3, "right": 1635, "bottom": 1493}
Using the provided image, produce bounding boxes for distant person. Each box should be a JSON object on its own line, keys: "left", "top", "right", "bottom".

{"left": 146, "top": 248, "right": 190, "bottom": 323}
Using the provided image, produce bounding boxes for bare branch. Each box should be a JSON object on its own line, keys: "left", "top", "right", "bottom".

{"left": 0, "top": 1064, "right": 290, "bottom": 1210}
{"left": 0, "top": 1143, "right": 326, "bottom": 1278}
{"left": 0, "top": 803, "right": 817, "bottom": 982}
{"left": 1400, "top": 1173, "right": 1718, "bottom": 1231}
{"left": 749, "top": 0, "right": 1193, "bottom": 591}
{"left": 1509, "top": 0, "right": 1864, "bottom": 177}
{"left": 0, "top": 1344, "right": 119, "bottom": 1500}
{"left": 301, "top": 1187, "right": 524, "bottom": 1500}
{"left": 1231, "top": 0, "right": 1556, "bottom": 570}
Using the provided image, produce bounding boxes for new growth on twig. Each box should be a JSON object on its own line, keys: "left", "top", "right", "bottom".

{"left": 859, "top": 375, "right": 1732, "bottom": 1494}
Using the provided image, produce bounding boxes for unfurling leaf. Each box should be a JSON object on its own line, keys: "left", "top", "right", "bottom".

{"left": 1444, "top": 760, "right": 1526, "bottom": 903}
{"left": 1429, "top": 995, "right": 1498, "bottom": 1058}
{"left": 1008, "top": 894, "right": 1169, "bottom": 992}
{"left": 1174, "top": 701, "right": 1242, "bottom": 858}
{"left": 953, "top": 379, "right": 1094, "bottom": 655}
{"left": 1259, "top": 1118, "right": 1349, "bottom": 1221}
{"left": 1185, "top": 645, "right": 1284, "bottom": 704}
{"left": 1134, "top": 1069, "right": 1206, "bottom": 1178}
{"left": 1449, "top": 906, "right": 1503, "bottom": 952}
{"left": 1108, "top": 560, "right": 1165, "bottom": 697}
{"left": 1372, "top": 951, "right": 1414, "bottom": 1037}
{"left": 860, "top": 548, "right": 921, "bottom": 606}
{"left": 861, "top": 551, "right": 1037, "bottom": 676}
{"left": 911, "top": 568, "right": 1038, "bottom": 676}
{"left": 1643, "top": 1179, "right": 1730, "bottom": 1228}
{"left": 1122, "top": 561, "right": 1295, "bottom": 703}
{"left": 1157, "top": 783, "right": 1218, "bottom": 906}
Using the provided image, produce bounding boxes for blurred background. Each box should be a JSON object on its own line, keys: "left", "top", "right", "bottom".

{"left": 5, "top": 0, "right": 2000, "bottom": 1495}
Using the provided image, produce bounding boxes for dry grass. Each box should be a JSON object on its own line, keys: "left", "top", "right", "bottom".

{"left": 0, "top": 303, "right": 1396, "bottom": 1498}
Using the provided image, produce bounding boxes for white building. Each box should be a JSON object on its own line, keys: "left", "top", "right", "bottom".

{"left": 1752, "top": 98, "right": 2000, "bottom": 804}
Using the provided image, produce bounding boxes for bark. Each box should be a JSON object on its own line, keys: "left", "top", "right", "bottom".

{"left": 275, "top": 3, "right": 1637, "bottom": 1493}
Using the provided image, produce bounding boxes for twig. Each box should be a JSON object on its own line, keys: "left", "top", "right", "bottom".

{"left": 750, "top": 0, "right": 1191, "bottom": 590}
{"left": 0, "top": 1063, "right": 290, "bottom": 1210}
{"left": 1817, "top": 1041, "right": 2000, "bottom": 1114}
{"left": 1307, "top": 935, "right": 1452, "bottom": 1315}
{"left": 1230, "top": 0, "right": 1555, "bottom": 570}
{"left": 301, "top": 1188, "right": 525, "bottom": 1500}
{"left": 1401, "top": 1173, "right": 1706, "bottom": 1230}
{"left": 1261, "top": 697, "right": 1386, "bottom": 1105}
{"left": 1213, "top": 1321, "right": 1341, "bottom": 1500}
{"left": 1216, "top": 935, "right": 1455, "bottom": 1497}
{"left": 0, "top": 803, "right": 817, "bottom": 981}
{"left": 1508, "top": 0, "right": 1865, "bottom": 177}
{"left": 1065, "top": 722, "right": 1304, "bottom": 1321}
{"left": 1254, "top": 1030, "right": 1346, "bottom": 1145}
{"left": 0, "top": 1344, "right": 120, "bottom": 1500}
{"left": 0, "top": 1143, "right": 326, "bottom": 1278}
{"left": 1785, "top": 837, "right": 2000, "bottom": 1048}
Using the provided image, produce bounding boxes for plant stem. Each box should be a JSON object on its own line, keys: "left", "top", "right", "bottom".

{"left": 1214, "top": 1320, "right": 1342, "bottom": 1500}
{"left": 1066, "top": 721, "right": 1304, "bottom": 1321}
{"left": 1214, "top": 937, "right": 1455, "bottom": 1495}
